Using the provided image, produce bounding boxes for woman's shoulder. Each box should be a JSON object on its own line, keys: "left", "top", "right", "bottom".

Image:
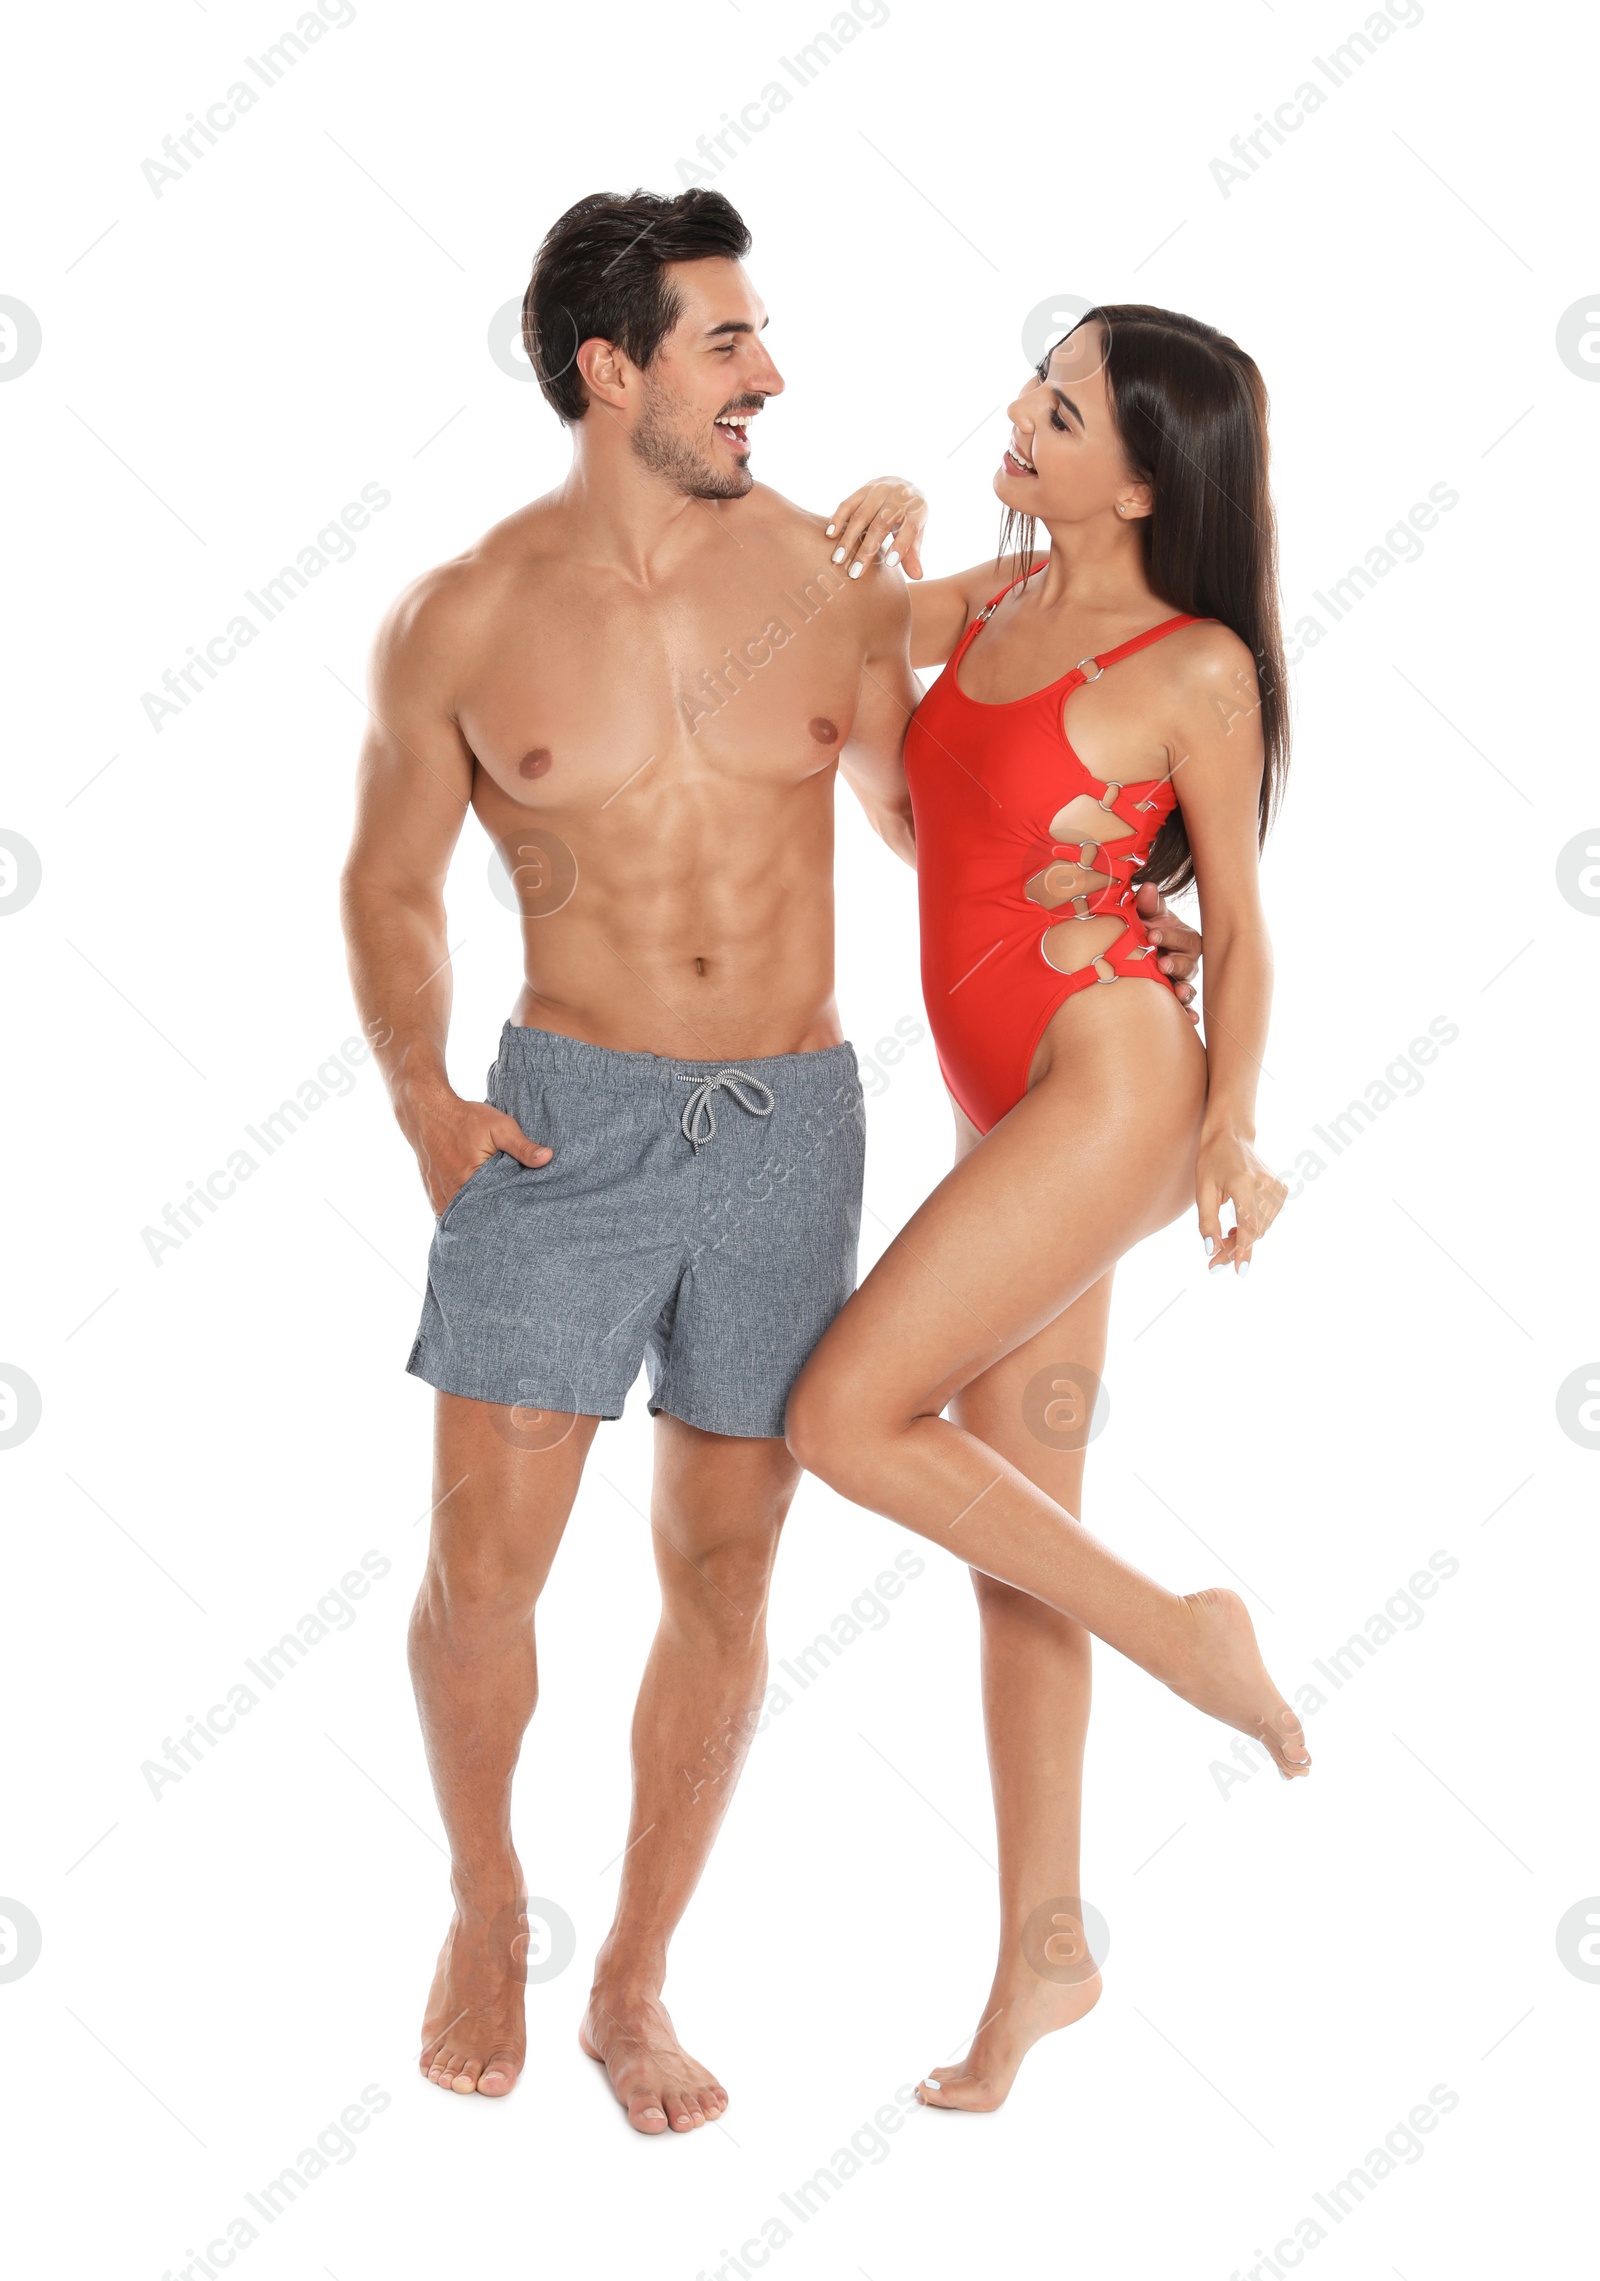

{"left": 1165, "top": 615, "right": 1256, "bottom": 683}
{"left": 1154, "top": 617, "right": 1264, "bottom": 764}
{"left": 909, "top": 551, "right": 1044, "bottom": 670}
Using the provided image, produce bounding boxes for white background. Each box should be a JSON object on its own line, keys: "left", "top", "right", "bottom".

{"left": 2, "top": 0, "right": 1596, "bottom": 2274}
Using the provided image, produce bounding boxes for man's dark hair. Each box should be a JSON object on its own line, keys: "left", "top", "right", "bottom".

{"left": 522, "top": 189, "right": 753, "bottom": 424}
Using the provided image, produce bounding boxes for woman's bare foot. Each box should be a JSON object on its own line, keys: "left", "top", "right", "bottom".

{"left": 418, "top": 1888, "right": 529, "bottom": 2097}
{"left": 580, "top": 1984, "right": 729, "bottom": 2135}
{"left": 1163, "top": 1587, "right": 1311, "bottom": 1776}
{"left": 917, "top": 1965, "right": 1103, "bottom": 2113}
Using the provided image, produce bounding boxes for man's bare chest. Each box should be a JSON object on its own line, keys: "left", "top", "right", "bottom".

{"left": 459, "top": 558, "right": 871, "bottom": 811}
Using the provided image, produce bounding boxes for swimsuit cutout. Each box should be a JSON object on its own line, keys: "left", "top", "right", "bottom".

{"left": 904, "top": 564, "right": 1205, "bottom": 1134}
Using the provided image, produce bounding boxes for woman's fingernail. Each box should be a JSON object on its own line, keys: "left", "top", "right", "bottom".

{"left": 1237, "top": 1260, "right": 1251, "bottom": 1279}
{"left": 826, "top": 523, "right": 837, "bottom": 537}
{"left": 1203, "top": 1236, "right": 1214, "bottom": 1256}
{"left": 831, "top": 547, "right": 846, "bottom": 564}
{"left": 849, "top": 561, "right": 864, "bottom": 578}
{"left": 1209, "top": 1260, "right": 1225, "bottom": 1274}
{"left": 886, "top": 548, "right": 900, "bottom": 566}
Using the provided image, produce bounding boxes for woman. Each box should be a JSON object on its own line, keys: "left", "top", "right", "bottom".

{"left": 786, "top": 304, "right": 1309, "bottom": 2111}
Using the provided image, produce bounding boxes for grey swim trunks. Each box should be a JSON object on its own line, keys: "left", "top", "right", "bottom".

{"left": 407, "top": 1025, "right": 865, "bottom": 1438}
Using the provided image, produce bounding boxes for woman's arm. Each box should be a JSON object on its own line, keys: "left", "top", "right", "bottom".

{"left": 907, "top": 563, "right": 1012, "bottom": 668}
{"left": 825, "top": 476, "right": 1016, "bottom": 667}
{"left": 1167, "top": 626, "right": 1288, "bottom": 1276}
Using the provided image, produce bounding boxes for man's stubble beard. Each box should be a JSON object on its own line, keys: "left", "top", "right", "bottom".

{"left": 630, "top": 379, "right": 752, "bottom": 501}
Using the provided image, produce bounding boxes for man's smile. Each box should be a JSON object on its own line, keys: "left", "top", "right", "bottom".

{"left": 714, "top": 404, "right": 761, "bottom": 454}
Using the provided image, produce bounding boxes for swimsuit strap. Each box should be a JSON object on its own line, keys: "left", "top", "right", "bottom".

{"left": 1073, "top": 613, "right": 1205, "bottom": 681}
{"left": 956, "top": 584, "right": 1207, "bottom": 684}
{"left": 950, "top": 561, "right": 1049, "bottom": 666}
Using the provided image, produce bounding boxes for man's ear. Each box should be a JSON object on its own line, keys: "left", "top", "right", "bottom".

{"left": 575, "top": 337, "right": 629, "bottom": 414}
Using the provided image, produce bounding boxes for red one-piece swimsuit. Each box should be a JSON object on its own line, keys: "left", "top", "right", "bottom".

{"left": 904, "top": 564, "right": 1205, "bottom": 1135}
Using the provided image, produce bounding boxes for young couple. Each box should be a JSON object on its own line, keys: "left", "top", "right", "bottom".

{"left": 339, "top": 184, "right": 1308, "bottom": 2135}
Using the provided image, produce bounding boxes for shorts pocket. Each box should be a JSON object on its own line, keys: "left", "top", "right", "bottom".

{"left": 436, "top": 1151, "right": 505, "bottom": 1229}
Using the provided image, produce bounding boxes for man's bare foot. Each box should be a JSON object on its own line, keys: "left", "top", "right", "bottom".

{"left": 1165, "top": 1587, "right": 1312, "bottom": 1776}
{"left": 418, "top": 1889, "right": 528, "bottom": 2098}
{"left": 580, "top": 1985, "right": 729, "bottom": 2135}
{"left": 917, "top": 1966, "right": 1103, "bottom": 2113}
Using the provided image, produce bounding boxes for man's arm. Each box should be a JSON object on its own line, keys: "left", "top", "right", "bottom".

{"left": 339, "top": 571, "right": 550, "bottom": 1212}
{"left": 837, "top": 570, "right": 919, "bottom": 866}
{"left": 1133, "top": 880, "right": 1201, "bottom": 1024}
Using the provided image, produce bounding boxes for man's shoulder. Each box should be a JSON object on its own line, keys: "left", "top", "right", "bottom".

{"left": 728, "top": 481, "right": 833, "bottom": 553}
{"left": 378, "top": 497, "right": 565, "bottom": 654}
{"left": 731, "top": 484, "right": 908, "bottom": 623}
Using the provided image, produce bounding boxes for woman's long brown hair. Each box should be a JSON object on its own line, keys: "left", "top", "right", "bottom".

{"left": 997, "top": 303, "right": 1288, "bottom": 897}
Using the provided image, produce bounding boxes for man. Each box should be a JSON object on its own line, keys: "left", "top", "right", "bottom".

{"left": 340, "top": 187, "right": 1199, "bottom": 2135}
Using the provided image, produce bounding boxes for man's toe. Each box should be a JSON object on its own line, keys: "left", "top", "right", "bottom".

{"left": 478, "top": 2051, "right": 520, "bottom": 2097}
{"left": 628, "top": 2091, "right": 669, "bottom": 2133}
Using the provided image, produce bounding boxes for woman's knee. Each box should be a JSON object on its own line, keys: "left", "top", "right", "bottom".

{"left": 785, "top": 1356, "right": 891, "bottom": 1488}
{"left": 971, "top": 1564, "right": 1087, "bottom": 1646}
{"left": 783, "top": 1362, "right": 846, "bottom": 1479}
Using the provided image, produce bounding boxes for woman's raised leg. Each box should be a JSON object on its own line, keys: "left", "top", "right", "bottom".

{"left": 785, "top": 990, "right": 1309, "bottom": 1775}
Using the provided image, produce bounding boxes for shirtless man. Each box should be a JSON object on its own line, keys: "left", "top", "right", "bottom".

{"left": 340, "top": 188, "right": 1199, "bottom": 2134}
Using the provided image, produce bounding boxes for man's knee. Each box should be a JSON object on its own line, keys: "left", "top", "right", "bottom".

{"left": 421, "top": 1530, "right": 551, "bottom": 1627}
{"left": 660, "top": 1523, "right": 781, "bottom": 1652}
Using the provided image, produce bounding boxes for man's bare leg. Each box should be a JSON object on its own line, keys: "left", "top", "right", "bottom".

{"left": 580, "top": 1414, "right": 798, "bottom": 2134}
{"left": 412, "top": 1392, "right": 600, "bottom": 2097}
